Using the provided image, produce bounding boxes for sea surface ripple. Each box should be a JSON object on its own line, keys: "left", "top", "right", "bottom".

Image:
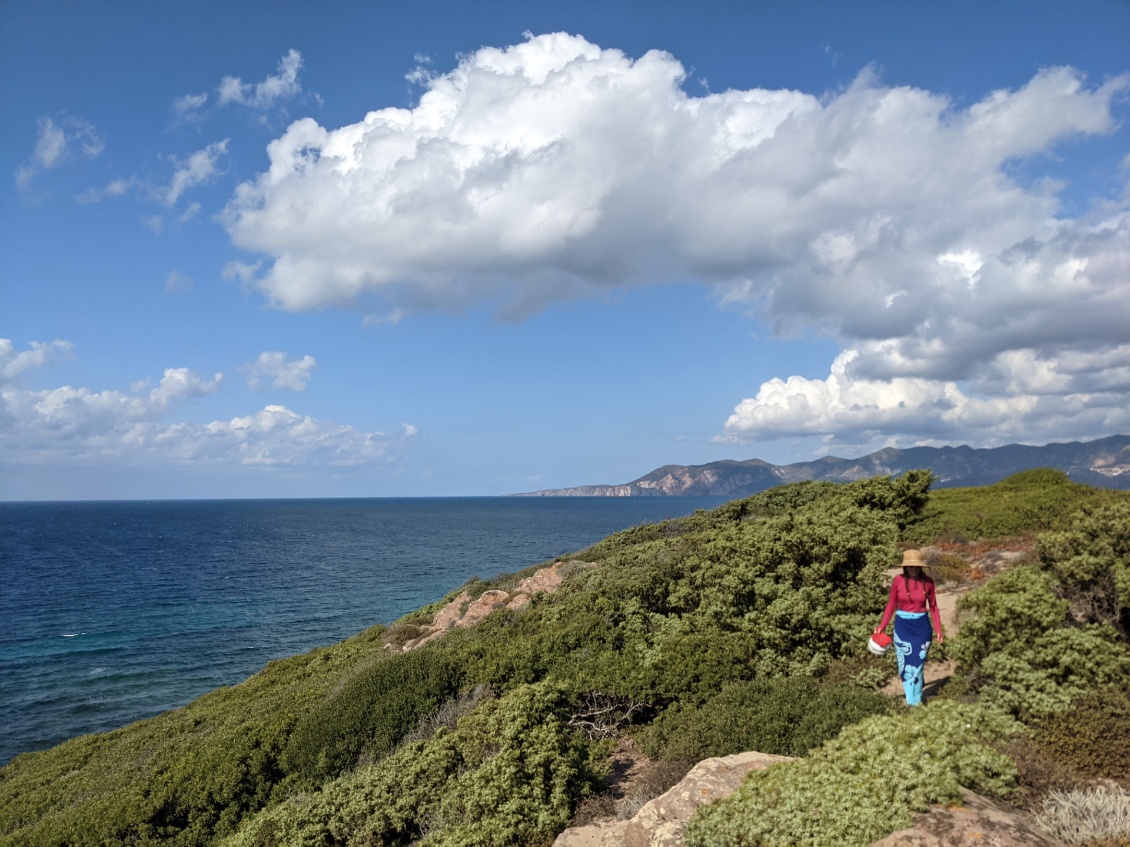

{"left": 0, "top": 496, "right": 723, "bottom": 765}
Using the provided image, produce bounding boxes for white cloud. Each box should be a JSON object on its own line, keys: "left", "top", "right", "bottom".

{"left": 173, "top": 91, "right": 209, "bottom": 116}
{"left": 0, "top": 338, "right": 74, "bottom": 381}
{"left": 242, "top": 351, "right": 317, "bottom": 391}
{"left": 0, "top": 339, "right": 412, "bottom": 471}
{"left": 75, "top": 177, "right": 134, "bottom": 204}
{"left": 222, "top": 259, "right": 263, "bottom": 285}
{"left": 220, "top": 33, "right": 1130, "bottom": 451}
{"left": 164, "top": 140, "right": 229, "bottom": 205}
{"left": 165, "top": 270, "right": 194, "bottom": 294}
{"left": 16, "top": 115, "right": 104, "bottom": 189}
{"left": 218, "top": 49, "right": 303, "bottom": 110}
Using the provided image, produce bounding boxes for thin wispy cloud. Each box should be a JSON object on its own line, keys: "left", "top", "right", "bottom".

{"left": 172, "top": 50, "right": 305, "bottom": 119}
{"left": 164, "top": 270, "right": 194, "bottom": 295}
{"left": 15, "top": 115, "right": 104, "bottom": 190}
{"left": 164, "top": 140, "right": 228, "bottom": 206}
{"left": 217, "top": 49, "right": 303, "bottom": 110}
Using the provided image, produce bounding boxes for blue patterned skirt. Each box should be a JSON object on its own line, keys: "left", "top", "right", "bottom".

{"left": 893, "top": 610, "right": 933, "bottom": 706}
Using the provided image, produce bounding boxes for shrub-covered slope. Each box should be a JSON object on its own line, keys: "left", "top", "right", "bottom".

{"left": 2, "top": 468, "right": 1127, "bottom": 847}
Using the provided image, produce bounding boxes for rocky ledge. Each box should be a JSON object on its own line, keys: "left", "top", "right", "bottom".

{"left": 384, "top": 561, "right": 587, "bottom": 653}
{"left": 555, "top": 753, "right": 1065, "bottom": 847}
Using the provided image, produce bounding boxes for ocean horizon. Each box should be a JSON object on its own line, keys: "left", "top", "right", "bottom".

{"left": 0, "top": 496, "right": 727, "bottom": 766}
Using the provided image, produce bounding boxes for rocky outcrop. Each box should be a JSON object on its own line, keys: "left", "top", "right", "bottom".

{"left": 555, "top": 765, "right": 1065, "bottom": 847}
{"left": 872, "top": 789, "right": 1067, "bottom": 846}
{"left": 386, "top": 561, "right": 578, "bottom": 652}
{"left": 553, "top": 751, "right": 794, "bottom": 847}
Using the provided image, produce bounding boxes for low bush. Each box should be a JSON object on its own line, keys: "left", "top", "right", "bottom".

{"left": 224, "top": 682, "right": 598, "bottom": 847}
{"left": 1004, "top": 735, "right": 1088, "bottom": 810}
{"left": 1035, "top": 687, "right": 1130, "bottom": 786}
{"left": 0, "top": 630, "right": 387, "bottom": 847}
{"left": 952, "top": 500, "right": 1130, "bottom": 721}
{"left": 282, "top": 645, "right": 464, "bottom": 784}
{"left": 904, "top": 469, "right": 1125, "bottom": 544}
{"left": 685, "top": 701, "right": 1023, "bottom": 847}
{"left": 637, "top": 677, "right": 890, "bottom": 762}
{"left": 1035, "top": 501, "right": 1130, "bottom": 641}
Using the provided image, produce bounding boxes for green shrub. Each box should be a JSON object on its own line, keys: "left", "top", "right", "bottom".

{"left": 0, "top": 630, "right": 387, "bottom": 847}
{"left": 685, "top": 701, "right": 1022, "bottom": 847}
{"left": 224, "top": 682, "right": 597, "bottom": 847}
{"left": 1036, "top": 501, "right": 1130, "bottom": 640}
{"left": 637, "top": 677, "right": 890, "bottom": 762}
{"left": 282, "top": 645, "right": 464, "bottom": 784}
{"left": 1035, "top": 687, "right": 1130, "bottom": 785}
{"left": 904, "top": 469, "right": 1126, "bottom": 543}
{"left": 952, "top": 501, "right": 1130, "bottom": 720}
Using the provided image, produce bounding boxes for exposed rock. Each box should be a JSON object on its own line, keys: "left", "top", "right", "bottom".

{"left": 871, "top": 789, "right": 1067, "bottom": 846}
{"left": 506, "top": 593, "right": 532, "bottom": 611}
{"left": 553, "top": 751, "right": 793, "bottom": 847}
{"left": 554, "top": 820, "right": 629, "bottom": 847}
{"left": 388, "top": 562, "right": 579, "bottom": 652}
{"left": 556, "top": 780, "right": 1065, "bottom": 847}
{"left": 514, "top": 561, "right": 567, "bottom": 594}
{"left": 430, "top": 590, "right": 471, "bottom": 631}
{"left": 459, "top": 589, "right": 510, "bottom": 627}
{"left": 623, "top": 751, "right": 792, "bottom": 847}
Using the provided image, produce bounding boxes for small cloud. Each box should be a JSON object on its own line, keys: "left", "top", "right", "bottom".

{"left": 222, "top": 259, "right": 262, "bottom": 287}
{"left": 165, "top": 270, "right": 195, "bottom": 295}
{"left": 75, "top": 177, "right": 133, "bottom": 205}
{"left": 16, "top": 115, "right": 103, "bottom": 190}
{"left": 164, "top": 139, "right": 229, "bottom": 206}
{"left": 178, "top": 202, "right": 202, "bottom": 224}
{"left": 242, "top": 351, "right": 317, "bottom": 391}
{"left": 0, "top": 338, "right": 74, "bottom": 382}
{"left": 362, "top": 308, "right": 407, "bottom": 328}
{"left": 402, "top": 423, "right": 418, "bottom": 437}
{"left": 218, "top": 49, "right": 303, "bottom": 110}
{"left": 173, "top": 91, "right": 209, "bottom": 117}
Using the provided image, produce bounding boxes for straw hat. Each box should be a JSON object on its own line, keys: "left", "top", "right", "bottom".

{"left": 900, "top": 549, "right": 936, "bottom": 568}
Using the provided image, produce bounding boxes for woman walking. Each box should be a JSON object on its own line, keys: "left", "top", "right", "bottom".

{"left": 875, "top": 549, "right": 944, "bottom": 706}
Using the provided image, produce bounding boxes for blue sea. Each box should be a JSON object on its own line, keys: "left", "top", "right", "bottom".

{"left": 0, "top": 496, "right": 725, "bottom": 766}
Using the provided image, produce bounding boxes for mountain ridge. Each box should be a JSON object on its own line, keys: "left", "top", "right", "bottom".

{"left": 514, "top": 434, "right": 1130, "bottom": 497}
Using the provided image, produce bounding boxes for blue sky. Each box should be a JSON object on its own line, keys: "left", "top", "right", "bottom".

{"left": 2, "top": 0, "right": 1128, "bottom": 500}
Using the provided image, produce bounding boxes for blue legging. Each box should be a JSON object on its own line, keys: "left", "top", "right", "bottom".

{"left": 893, "top": 611, "right": 933, "bottom": 706}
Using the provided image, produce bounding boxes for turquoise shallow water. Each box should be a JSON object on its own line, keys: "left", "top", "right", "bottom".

{"left": 0, "top": 496, "right": 725, "bottom": 765}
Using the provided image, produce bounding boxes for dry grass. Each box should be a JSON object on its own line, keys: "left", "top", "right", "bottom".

{"left": 1037, "top": 785, "right": 1130, "bottom": 845}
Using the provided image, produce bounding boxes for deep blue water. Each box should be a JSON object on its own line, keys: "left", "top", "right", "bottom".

{"left": 0, "top": 496, "right": 724, "bottom": 766}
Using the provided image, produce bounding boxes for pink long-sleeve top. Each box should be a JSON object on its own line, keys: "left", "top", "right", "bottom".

{"left": 878, "top": 573, "right": 943, "bottom": 635}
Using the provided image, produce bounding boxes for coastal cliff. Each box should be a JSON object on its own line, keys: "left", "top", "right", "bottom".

{"left": 3, "top": 470, "right": 1128, "bottom": 847}
{"left": 516, "top": 434, "right": 1130, "bottom": 497}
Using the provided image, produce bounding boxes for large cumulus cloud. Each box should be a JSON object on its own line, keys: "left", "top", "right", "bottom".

{"left": 223, "top": 33, "right": 1130, "bottom": 449}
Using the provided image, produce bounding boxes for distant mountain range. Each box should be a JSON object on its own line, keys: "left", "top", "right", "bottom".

{"left": 514, "top": 434, "right": 1130, "bottom": 497}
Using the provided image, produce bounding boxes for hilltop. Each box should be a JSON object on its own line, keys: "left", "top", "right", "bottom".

{"left": 2, "top": 468, "right": 1128, "bottom": 846}
{"left": 515, "top": 434, "right": 1130, "bottom": 497}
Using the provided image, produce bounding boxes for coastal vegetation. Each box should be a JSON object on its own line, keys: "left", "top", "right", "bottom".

{"left": 1, "top": 469, "right": 1127, "bottom": 846}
